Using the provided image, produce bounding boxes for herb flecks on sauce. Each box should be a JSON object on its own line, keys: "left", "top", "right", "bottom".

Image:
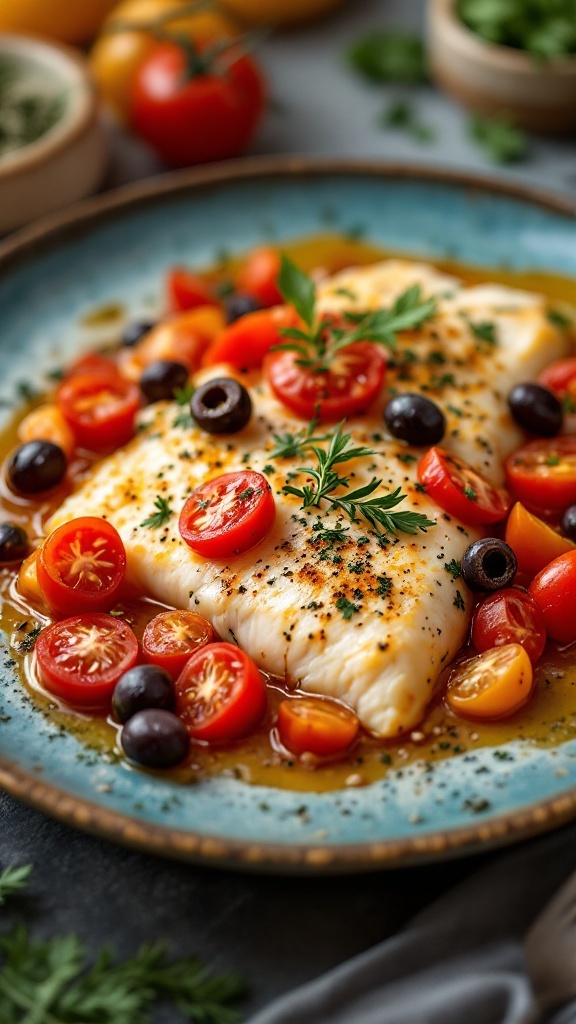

{"left": 0, "top": 57, "right": 64, "bottom": 158}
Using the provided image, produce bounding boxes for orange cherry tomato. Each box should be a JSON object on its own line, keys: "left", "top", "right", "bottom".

{"left": 142, "top": 609, "right": 215, "bottom": 678}
{"left": 17, "top": 405, "right": 75, "bottom": 460}
{"left": 277, "top": 697, "right": 360, "bottom": 757}
{"left": 38, "top": 517, "right": 127, "bottom": 617}
{"left": 17, "top": 550, "right": 46, "bottom": 611}
{"left": 179, "top": 470, "right": 275, "bottom": 559}
{"left": 202, "top": 306, "right": 297, "bottom": 369}
{"left": 446, "top": 644, "right": 534, "bottom": 720}
{"left": 167, "top": 268, "right": 218, "bottom": 313}
{"left": 57, "top": 372, "right": 140, "bottom": 450}
{"left": 121, "top": 307, "right": 225, "bottom": 379}
{"left": 471, "top": 588, "right": 547, "bottom": 663}
{"left": 236, "top": 248, "right": 282, "bottom": 307}
{"left": 175, "top": 641, "right": 267, "bottom": 741}
{"left": 505, "top": 502, "right": 575, "bottom": 578}
{"left": 529, "top": 550, "right": 576, "bottom": 643}
{"left": 36, "top": 613, "right": 139, "bottom": 708}
{"left": 418, "top": 447, "right": 510, "bottom": 526}
{"left": 505, "top": 437, "right": 576, "bottom": 516}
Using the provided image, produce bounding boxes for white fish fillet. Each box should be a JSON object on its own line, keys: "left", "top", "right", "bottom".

{"left": 48, "top": 260, "right": 571, "bottom": 737}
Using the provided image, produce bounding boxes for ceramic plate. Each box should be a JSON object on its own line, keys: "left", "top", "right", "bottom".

{"left": 1, "top": 160, "right": 576, "bottom": 874}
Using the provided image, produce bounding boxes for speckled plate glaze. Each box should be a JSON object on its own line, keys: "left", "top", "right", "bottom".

{"left": 1, "top": 160, "right": 576, "bottom": 874}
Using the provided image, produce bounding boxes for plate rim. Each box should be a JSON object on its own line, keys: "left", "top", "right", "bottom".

{"left": 1, "top": 156, "right": 576, "bottom": 874}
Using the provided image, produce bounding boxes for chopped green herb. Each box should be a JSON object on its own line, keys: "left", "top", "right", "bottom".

{"left": 336, "top": 596, "right": 360, "bottom": 620}
{"left": 545, "top": 454, "right": 561, "bottom": 466}
{"left": 0, "top": 57, "right": 64, "bottom": 157}
{"left": 16, "top": 625, "right": 42, "bottom": 654}
{"left": 376, "top": 575, "right": 393, "bottom": 595}
{"left": 469, "top": 113, "right": 528, "bottom": 164}
{"left": 140, "top": 495, "right": 174, "bottom": 529}
{"left": 444, "top": 559, "right": 462, "bottom": 580}
{"left": 453, "top": 590, "right": 466, "bottom": 611}
{"left": 380, "top": 99, "right": 435, "bottom": 143}
{"left": 548, "top": 308, "right": 572, "bottom": 330}
{"left": 271, "top": 418, "right": 331, "bottom": 459}
{"left": 463, "top": 485, "right": 477, "bottom": 501}
{"left": 397, "top": 452, "right": 417, "bottom": 464}
{"left": 458, "top": 0, "right": 576, "bottom": 62}
{"left": 348, "top": 32, "right": 428, "bottom": 83}
{"left": 468, "top": 319, "right": 498, "bottom": 346}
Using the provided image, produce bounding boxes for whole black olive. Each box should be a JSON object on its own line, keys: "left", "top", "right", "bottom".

{"left": 112, "top": 664, "right": 174, "bottom": 724}
{"left": 224, "top": 293, "right": 261, "bottom": 324}
{"left": 384, "top": 393, "right": 446, "bottom": 446}
{"left": 122, "top": 320, "right": 156, "bottom": 348}
{"left": 191, "top": 377, "right": 252, "bottom": 434}
{"left": 561, "top": 504, "right": 576, "bottom": 541}
{"left": 140, "top": 360, "right": 189, "bottom": 404}
{"left": 0, "top": 522, "right": 28, "bottom": 563}
{"left": 508, "top": 383, "right": 563, "bottom": 437}
{"left": 461, "top": 537, "right": 518, "bottom": 593}
{"left": 121, "top": 709, "right": 189, "bottom": 768}
{"left": 7, "top": 441, "right": 67, "bottom": 494}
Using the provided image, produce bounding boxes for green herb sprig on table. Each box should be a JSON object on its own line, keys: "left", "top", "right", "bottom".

{"left": 275, "top": 255, "right": 437, "bottom": 374}
{"left": 469, "top": 113, "right": 528, "bottom": 163}
{"left": 0, "top": 863, "right": 247, "bottom": 1024}
{"left": 348, "top": 32, "right": 428, "bottom": 83}
{"left": 458, "top": 0, "right": 576, "bottom": 62}
{"left": 283, "top": 422, "right": 436, "bottom": 537}
{"left": 380, "top": 99, "right": 435, "bottom": 143}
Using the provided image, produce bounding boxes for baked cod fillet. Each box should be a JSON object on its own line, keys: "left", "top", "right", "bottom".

{"left": 48, "top": 260, "right": 571, "bottom": 737}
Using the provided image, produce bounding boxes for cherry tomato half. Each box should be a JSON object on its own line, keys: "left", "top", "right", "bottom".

{"left": 37, "top": 517, "right": 127, "bottom": 616}
{"left": 179, "top": 470, "right": 275, "bottom": 559}
{"left": 175, "top": 641, "right": 267, "bottom": 741}
{"left": 36, "top": 613, "right": 138, "bottom": 708}
{"left": 167, "top": 268, "right": 217, "bottom": 313}
{"left": 505, "top": 437, "right": 576, "bottom": 515}
{"left": 472, "top": 588, "right": 547, "bottom": 663}
{"left": 539, "top": 357, "right": 576, "bottom": 411}
{"left": 131, "top": 42, "right": 265, "bottom": 167}
{"left": 265, "top": 342, "right": 386, "bottom": 422}
{"left": 529, "top": 550, "right": 576, "bottom": 644}
{"left": 277, "top": 697, "right": 360, "bottom": 758}
{"left": 120, "top": 307, "right": 225, "bottom": 380}
{"left": 17, "top": 404, "right": 75, "bottom": 460}
{"left": 142, "top": 609, "right": 215, "bottom": 678}
{"left": 418, "top": 447, "right": 510, "bottom": 526}
{"left": 57, "top": 371, "right": 140, "bottom": 450}
{"left": 236, "top": 248, "right": 282, "bottom": 307}
{"left": 203, "top": 307, "right": 297, "bottom": 369}
{"left": 446, "top": 644, "right": 534, "bottom": 720}
{"left": 66, "top": 352, "right": 117, "bottom": 379}
{"left": 505, "top": 502, "right": 575, "bottom": 578}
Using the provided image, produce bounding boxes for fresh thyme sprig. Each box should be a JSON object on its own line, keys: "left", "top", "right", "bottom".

{"left": 274, "top": 255, "right": 437, "bottom": 372}
{"left": 283, "top": 422, "right": 436, "bottom": 536}
{"left": 140, "top": 495, "right": 174, "bottom": 529}
{"left": 270, "top": 417, "right": 331, "bottom": 458}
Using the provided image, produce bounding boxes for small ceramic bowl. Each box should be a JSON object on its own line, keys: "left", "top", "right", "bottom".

{"left": 0, "top": 34, "right": 108, "bottom": 234}
{"left": 427, "top": 0, "right": 576, "bottom": 134}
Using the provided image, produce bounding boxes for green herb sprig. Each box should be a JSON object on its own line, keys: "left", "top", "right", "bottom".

{"left": 469, "top": 113, "right": 528, "bottom": 164}
{"left": 275, "top": 256, "right": 437, "bottom": 373}
{"left": 348, "top": 32, "right": 428, "bottom": 82}
{"left": 458, "top": 0, "right": 576, "bottom": 62}
{"left": 140, "top": 495, "right": 174, "bottom": 529}
{"left": 283, "top": 422, "right": 436, "bottom": 537}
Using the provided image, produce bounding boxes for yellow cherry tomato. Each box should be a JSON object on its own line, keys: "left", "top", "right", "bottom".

{"left": 90, "top": 0, "right": 238, "bottom": 122}
{"left": 0, "top": 0, "right": 117, "bottom": 44}
{"left": 17, "top": 550, "right": 47, "bottom": 612}
{"left": 446, "top": 644, "right": 534, "bottom": 720}
{"left": 18, "top": 405, "right": 76, "bottom": 461}
{"left": 219, "top": 0, "right": 343, "bottom": 26}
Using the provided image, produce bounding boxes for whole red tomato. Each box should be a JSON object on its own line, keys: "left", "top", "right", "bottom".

{"left": 131, "top": 41, "right": 265, "bottom": 166}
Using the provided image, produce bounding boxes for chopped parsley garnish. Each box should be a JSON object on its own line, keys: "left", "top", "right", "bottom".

{"left": 548, "top": 308, "right": 571, "bottom": 330}
{"left": 348, "top": 31, "right": 428, "bottom": 83}
{"left": 469, "top": 113, "right": 528, "bottom": 164}
{"left": 376, "top": 575, "right": 393, "bottom": 595}
{"left": 444, "top": 559, "right": 462, "bottom": 580}
{"left": 463, "top": 485, "right": 477, "bottom": 501}
{"left": 270, "top": 418, "right": 330, "bottom": 459}
{"left": 172, "top": 383, "right": 194, "bottom": 429}
{"left": 397, "top": 452, "right": 417, "bottom": 464}
{"left": 380, "top": 99, "right": 435, "bottom": 143}
{"left": 467, "top": 318, "right": 498, "bottom": 346}
{"left": 458, "top": 0, "right": 576, "bottom": 62}
{"left": 336, "top": 596, "right": 360, "bottom": 620}
{"left": 16, "top": 625, "right": 42, "bottom": 654}
{"left": 140, "top": 495, "right": 174, "bottom": 529}
{"left": 453, "top": 590, "right": 466, "bottom": 611}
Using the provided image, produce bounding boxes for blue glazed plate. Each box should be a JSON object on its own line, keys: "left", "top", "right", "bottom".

{"left": 1, "top": 160, "right": 576, "bottom": 873}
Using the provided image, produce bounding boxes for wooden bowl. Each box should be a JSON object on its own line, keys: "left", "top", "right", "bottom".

{"left": 427, "top": 0, "right": 576, "bottom": 134}
{"left": 0, "top": 34, "right": 108, "bottom": 234}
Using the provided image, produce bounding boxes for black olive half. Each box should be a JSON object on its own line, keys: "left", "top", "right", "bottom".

{"left": 121, "top": 709, "right": 189, "bottom": 768}
{"left": 112, "top": 664, "right": 174, "bottom": 724}
{"left": 7, "top": 441, "right": 67, "bottom": 495}
{"left": 384, "top": 393, "right": 446, "bottom": 446}
{"left": 224, "top": 293, "right": 261, "bottom": 324}
{"left": 461, "top": 537, "right": 518, "bottom": 593}
{"left": 561, "top": 504, "right": 576, "bottom": 541}
{"left": 140, "top": 360, "right": 189, "bottom": 404}
{"left": 0, "top": 522, "right": 28, "bottom": 563}
{"left": 508, "top": 383, "right": 563, "bottom": 438}
{"left": 122, "top": 319, "right": 156, "bottom": 348}
{"left": 191, "top": 377, "right": 252, "bottom": 434}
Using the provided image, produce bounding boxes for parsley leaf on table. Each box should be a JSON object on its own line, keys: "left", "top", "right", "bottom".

{"left": 469, "top": 114, "right": 528, "bottom": 164}
{"left": 380, "top": 100, "right": 435, "bottom": 143}
{"left": 348, "top": 32, "right": 428, "bottom": 83}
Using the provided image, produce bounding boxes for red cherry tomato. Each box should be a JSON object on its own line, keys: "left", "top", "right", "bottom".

{"left": 36, "top": 613, "right": 138, "bottom": 708}
{"left": 472, "top": 588, "right": 547, "bottom": 663}
{"left": 57, "top": 371, "right": 140, "bottom": 450}
{"left": 179, "top": 470, "right": 275, "bottom": 559}
{"left": 142, "top": 609, "right": 215, "bottom": 678}
{"left": 277, "top": 697, "right": 360, "bottom": 758}
{"left": 37, "top": 516, "right": 127, "bottom": 616}
{"left": 418, "top": 447, "right": 510, "bottom": 526}
{"left": 236, "top": 248, "right": 282, "bottom": 307}
{"left": 529, "top": 550, "right": 576, "bottom": 643}
{"left": 505, "top": 437, "right": 576, "bottom": 515}
{"left": 66, "top": 352, "right": 117, "bottom": 379}
{"left": 265, "top": 342, "right": 386, "bottom": 422}
{"left": 539, "top": 357, "right": 576, "bottom": 408}
{"left": 203, "top": 307, "right": 298, "bottom": 369}
{"left": 175, "top": 641, "right": 267, "bottom": 741}
{"left": 131, "top": 42, "right": 265, "bottom": 167}
{"left": 167, "top": 268, "right": 217, "bottom": 313}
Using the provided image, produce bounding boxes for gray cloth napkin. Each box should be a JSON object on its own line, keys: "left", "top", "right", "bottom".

{"left": 248, "top": 825, "right": 576, "bottom": 1024}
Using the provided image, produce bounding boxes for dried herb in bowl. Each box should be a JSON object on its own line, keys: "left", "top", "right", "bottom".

{"left": 0, "top": 56, "right": 64, "bottom": 158}
{"left": 458, "top": 0, "right": 576, "bottom": 62}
